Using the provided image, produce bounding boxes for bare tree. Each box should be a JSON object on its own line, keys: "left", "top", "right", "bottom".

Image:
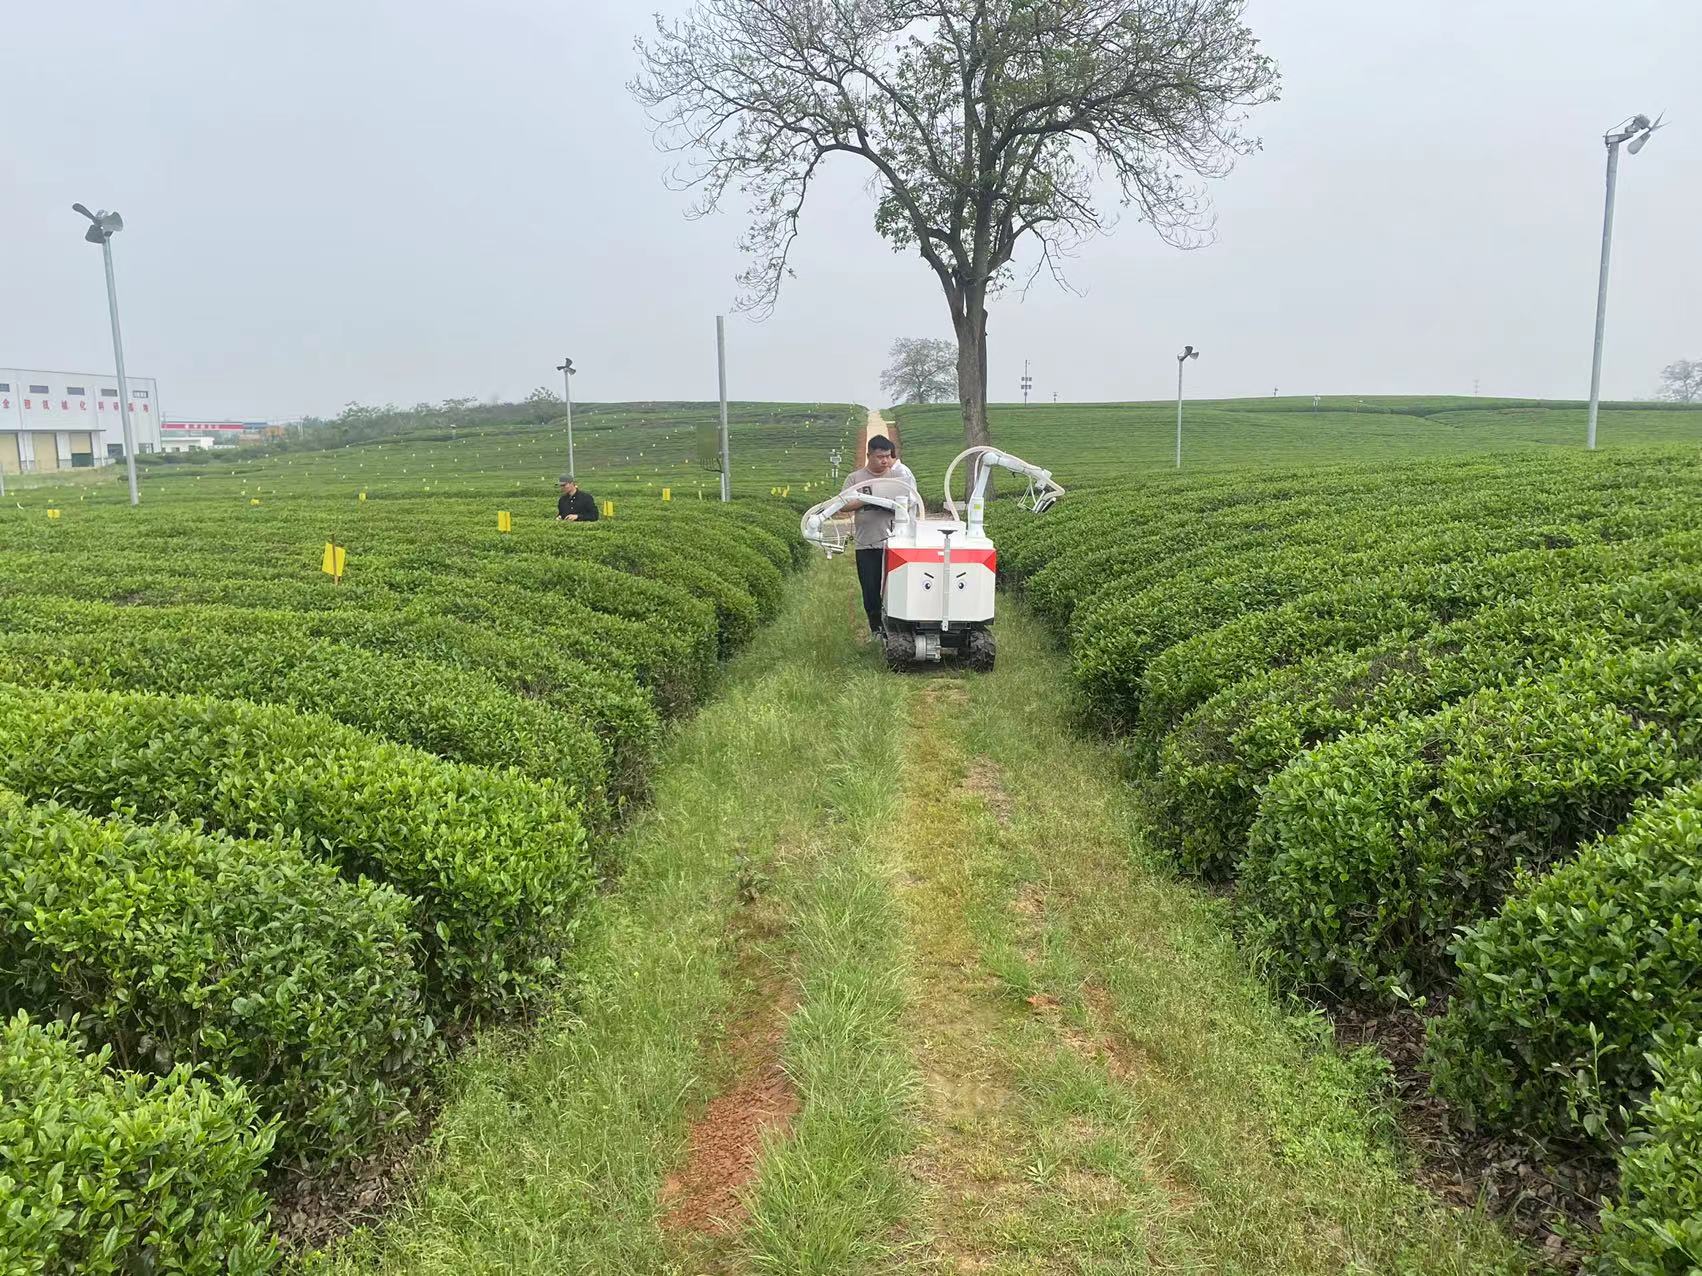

{"left": 632, "top": 0, "right": 1277, "bottom": 450}
{"left": 881, "top": 336, "right": 958, "bottom": 404}
{"left": 1658, "top": 358, "right": 1702, "bottom": 404}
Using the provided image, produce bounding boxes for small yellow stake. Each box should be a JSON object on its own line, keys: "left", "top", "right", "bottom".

{"left": 661, "top": 487, "right": 671, "bottom": 502}
{"left": 46, "top": 509, "right": 60, "bottom": 520}
{"left": 497, "top": 510, "right": 512, "bottom": 533}
{"left": 321, "top": 542, "right": 347, "bottom": 583}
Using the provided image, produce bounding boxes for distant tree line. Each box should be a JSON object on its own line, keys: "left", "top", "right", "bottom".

{"left": 244, "top": 388, "right": 568, "bottom": 457}
{"left": 1658, "top": 359, "right": 1701, "bottom": 403}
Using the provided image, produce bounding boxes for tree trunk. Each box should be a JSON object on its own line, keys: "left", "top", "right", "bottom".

{"left": 952, "top": 298, "right": 991, "bottom": 450}
{"left": 951, "top": 293, "right": 992, "bottom": 504}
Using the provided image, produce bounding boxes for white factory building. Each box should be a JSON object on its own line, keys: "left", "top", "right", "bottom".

{"left": 0, "top": 367, "right": 163, "bottom": 474}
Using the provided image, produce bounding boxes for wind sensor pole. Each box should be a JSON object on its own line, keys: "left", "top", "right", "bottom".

{"left": 556, "top": 357, "right": 576, "bottom": 474}
{"left": 1586, "top": 112, "right": 1662, "bottom": 450}
{"left": 73, "top": 203, "right": 139, "bottom": 505}
{"left": 716, "top": 316, "right": 731, "bottom": 502}
{"left": 1176, "top": 345, "right": 1200, "bottom": 468}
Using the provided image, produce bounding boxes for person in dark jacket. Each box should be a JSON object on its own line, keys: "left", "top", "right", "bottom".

{"left": 557, "top": 474, "right": 599, "bottom": 522}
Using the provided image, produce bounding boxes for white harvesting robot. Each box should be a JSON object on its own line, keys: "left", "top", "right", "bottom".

{"left": 800, "top": 446, "right": 1064, "bottom": 671}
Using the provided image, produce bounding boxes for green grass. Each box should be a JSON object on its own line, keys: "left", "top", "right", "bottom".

{"left": 8, "top": 402, "right": 863, "bottom": 512}
{"left": 921, "top": 600, "right": 1532, "bottom": 1273}
{"left": 309, "top": 561, "right": 918, "bottom": 1275}
{"left": 887, "top": 397, "right": 1701, "bottom": 486}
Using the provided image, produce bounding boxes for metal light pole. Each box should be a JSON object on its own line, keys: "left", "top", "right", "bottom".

{"left": 556, "top": 357, "right": 576, "bottom": 475}
{"left": 1586, "top": 113, "right": 1662, "bottom": 450}
{"left": 1175, "top": 345, "right": 1199, "bottom": 468}
{"left": 73, "top": 204, "right": 139, "bottom": 505}
{"left": 716, "top": 316, "right": 730, "bottom": 502}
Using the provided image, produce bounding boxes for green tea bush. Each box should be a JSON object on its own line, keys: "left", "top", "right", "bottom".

{"left": 1157, "top": 566, "right": 1702, "bottom": 879}
{"left": 0, "top": 686, "right": 591, "bottom": 1020}
{"left": 0, "top": 594, "right": 660, "bottom": 804}
{"left": 1068, "top": 503, "right": 1697, "bottom": 736}
{"left": 0, "top": 1012, "right": 277, "bottom": 1274}
{"left": 575, "top": 537, "right": 761, "bottom": 654}
{"left": 1599, "top": 1037, "right": 1702, "bottom": 1274}
{"left": 1241, "top": 644, "right": 1702, "bottom": 1001}
{"left": 1135, "top": 533, "right": 1702, "bottom": 745}
{"left": 0, "top": 629, "right": 610, "bottom": 822}
{"left": 0, "top": 791, "right": 433, "bottom": 1166}
{"left": 1426, "top": 782, "right": 1702, "bottom": 1149}
{"left": 0, "top": 550, "right": 719, "bottom": 715}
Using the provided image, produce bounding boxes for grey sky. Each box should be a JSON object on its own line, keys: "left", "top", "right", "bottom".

{"left": 2, "top": 1, "right": 1697, "bottom": 420}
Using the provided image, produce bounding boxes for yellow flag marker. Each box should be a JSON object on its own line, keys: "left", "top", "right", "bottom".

{"left": 661, "top": 487, "right": 671, "bottom": 502}
{"left": 602, "top": 499, "right": 615, "bottom": 518}
{"left": 497, "top": 510, "right": 512, "bottom": 533}
{"left": 358, "top": 491, "right": 367, "bottom": 502}
{"left": 321, "top": 542, "right": 347, "bottom": 583}
{"left": 46, "top": 508, "right": 61, "bottom": 520}
{"left": 250, "top": 498, "right": 261, "bottom": 506}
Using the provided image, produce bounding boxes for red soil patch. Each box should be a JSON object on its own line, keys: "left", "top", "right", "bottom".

{"left": 659, "top": 1013, "right": 799, "bottom": 1236}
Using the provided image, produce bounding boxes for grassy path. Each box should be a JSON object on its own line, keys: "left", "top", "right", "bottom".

{"left": 893, "top": 609, "right": 1531, "bottom": 1275}
{"left": 315, "top": 560, "right": 1535, "bottom": 1275}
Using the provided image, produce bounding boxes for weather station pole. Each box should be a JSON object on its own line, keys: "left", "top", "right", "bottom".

{"left": 73, "top": 204, "right": 139, "bottom": 505}
{"left": 556, "top": 357, "right": 576, "bottom": 475}
{"left": 1175, "top": 345, "right": 1199, "bottom": 468}
{"left": 716, "top": 316, "right": 730, "bottom": 502}
{"left": 1586, "top": 113, "right": 1662, "bottom": 451}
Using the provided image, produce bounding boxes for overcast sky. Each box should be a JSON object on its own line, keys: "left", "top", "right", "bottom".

{"left": 2, "top": 1, "right": 1697, "bottom": 420}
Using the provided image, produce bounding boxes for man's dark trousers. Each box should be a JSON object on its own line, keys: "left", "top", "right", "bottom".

{"left": 856, "top": 547, "right": 884, "bottom": 634}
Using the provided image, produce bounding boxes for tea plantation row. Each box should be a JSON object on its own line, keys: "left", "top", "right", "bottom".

{"left": 993, "top": 448, "right": 1702, "bottom": 1273}
{"left": 0, "top": 492, "right": 804, "bottom": 1273}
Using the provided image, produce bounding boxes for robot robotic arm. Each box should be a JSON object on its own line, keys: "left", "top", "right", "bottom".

{"left": 800, "top": 479, "right": 925, "bottom": 557}
{"left": 942, "top": 446, "right": 1066, "bottom": 536}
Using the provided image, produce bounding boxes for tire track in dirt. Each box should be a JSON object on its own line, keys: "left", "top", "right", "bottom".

{"left": 658, "top": 992, "right": 801, "bottom": 1241}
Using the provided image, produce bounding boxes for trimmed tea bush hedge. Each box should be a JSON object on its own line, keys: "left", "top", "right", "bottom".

{"left": 0, "top": 629, "right": 610, "bottom": 824}
{"left": 0, "top": 595, "right": 660, "bottom": 804}
{"left": 1426, "top": 782, "right": 1702, "bottom": 1148}
{"left": 1599, "top": 1037, "right": 1702, "bottom": 1274}
{"left": 1157, "top": 565, "right": 1702, "bottom": 879}
{"left": 0, "top": 685, "right": 591, "bottom": 1021}
{"left": 0, "top": 791, "right": 434, "bottom": 1167}
{"left": 0, "top": 1012, "right": 277, "bottom": 1274}
{"left": 1241, "top": 643, "right": 1702, "bottom": 1001}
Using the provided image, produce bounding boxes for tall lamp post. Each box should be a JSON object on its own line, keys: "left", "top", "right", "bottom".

{"left": 72, "top": 203, "right": 139, "bottom": 505}
{"left": 1175, "top": 345, "right": 1200, "bottom": 468}
{"left": 1586, "top": 113, "right": 1662, "bottom": 450}
{"left": 556, "top": 357, "right": 576, "bottom": 475}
